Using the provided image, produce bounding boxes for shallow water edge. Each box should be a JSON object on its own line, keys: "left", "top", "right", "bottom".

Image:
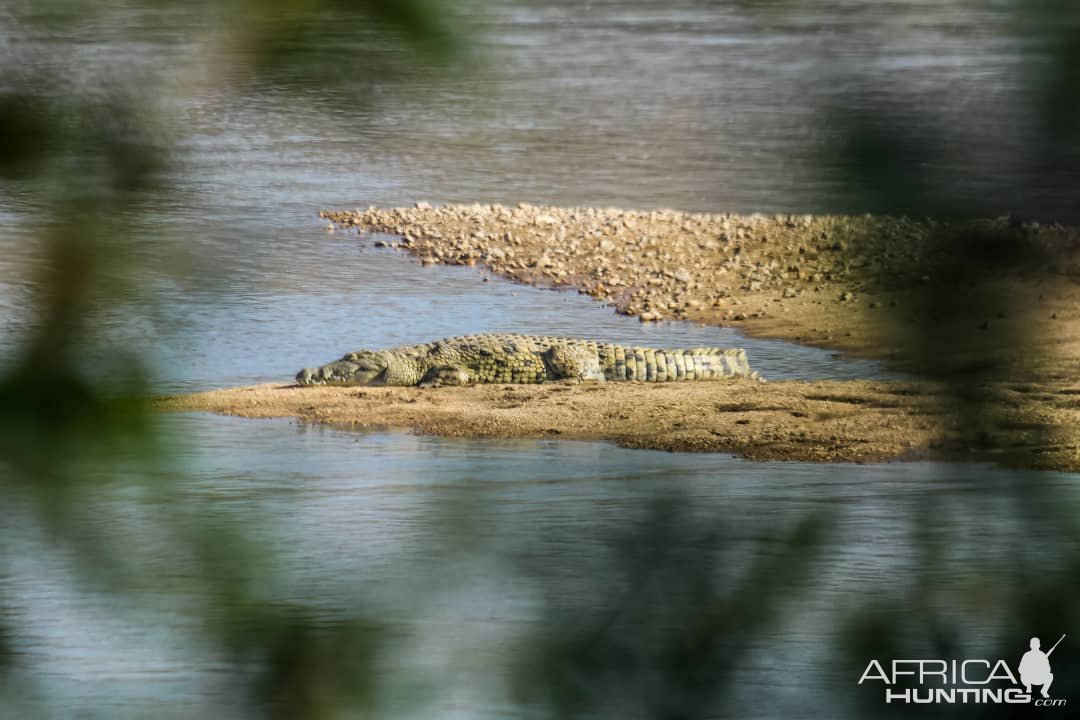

{"left": 160, "top": 377, "right": 1080, "bottom": 472}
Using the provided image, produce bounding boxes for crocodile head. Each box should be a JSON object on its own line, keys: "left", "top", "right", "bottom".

{"left": 296, "top": 350, "right": 389, "bottom": 386}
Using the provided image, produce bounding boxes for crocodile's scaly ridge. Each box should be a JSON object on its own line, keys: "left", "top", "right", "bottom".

{"left": 296, "top": 334, "right": 760, "bottom": 386}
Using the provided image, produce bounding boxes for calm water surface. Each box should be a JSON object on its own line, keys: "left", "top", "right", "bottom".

{"left": 1, "top": 1, "right": 1078, "bottom": 717}
{"left": 4, "top": 414, "right": 1076, "bottom": 718}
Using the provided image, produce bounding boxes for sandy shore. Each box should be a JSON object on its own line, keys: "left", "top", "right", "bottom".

{"left": 161, "top": 379, "right": 1080, "bottom": 470}
{"left": 162, "top": 203, "right": 1080, "bottom": 472}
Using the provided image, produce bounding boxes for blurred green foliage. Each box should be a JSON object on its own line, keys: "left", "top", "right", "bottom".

{"left": 809, "top": 3, "right": 1080, "bottom": 714}
{"left": 512, "top": 498, "right": 832, "bottom": 717}
{"left": 0, "top": 1, "right": 470, "bottom": 716}
{"left": 2, "top": 1, "right": 1080, "bottom": 718}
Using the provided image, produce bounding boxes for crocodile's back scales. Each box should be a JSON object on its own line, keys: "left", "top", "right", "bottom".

{"left": 296, "top": 333, "right": 759, "bottom": 386}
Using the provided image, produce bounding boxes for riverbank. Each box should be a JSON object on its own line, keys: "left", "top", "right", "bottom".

{"left": 323, "top": 204, "right": 1080, "bottom": 384}
{"left": 160, "top": 378, "right": 1080, "bottom": 471}
{"left": 163, "top": 203, "right": 1080, "bottom": 472}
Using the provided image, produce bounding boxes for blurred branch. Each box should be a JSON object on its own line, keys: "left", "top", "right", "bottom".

{"left": 512, "top": 497, "right": 832, "bottom": 718}
{"left": 0, "top": 0, "right": 471, "bottom": 715}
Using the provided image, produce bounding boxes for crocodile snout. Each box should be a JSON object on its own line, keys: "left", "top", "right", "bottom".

{"left": 296, "top": 367, "right": 319, "bottom": 385}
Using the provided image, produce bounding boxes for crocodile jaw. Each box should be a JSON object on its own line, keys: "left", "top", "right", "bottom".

{"left": 296, "top": 360, "right": 386, "bottom": 386}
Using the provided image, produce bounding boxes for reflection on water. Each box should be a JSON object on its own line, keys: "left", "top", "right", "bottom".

{"left": 3, "top": 413, "right": 1077, "bottom": 717}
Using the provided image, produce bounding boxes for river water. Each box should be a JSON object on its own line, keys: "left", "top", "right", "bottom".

{"left": 1, "top": 1, "right": 1078, "bottom": 717}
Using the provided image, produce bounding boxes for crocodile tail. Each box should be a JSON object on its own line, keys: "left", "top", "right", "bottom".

{"left": 600, "top": 345, "right": 757, "bottom": 382}
{"left": 678, "top": 348, "right": 756, "bottom": 381}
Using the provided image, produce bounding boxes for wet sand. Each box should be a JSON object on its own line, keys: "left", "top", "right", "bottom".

{"left": 163, "top": 204, "right": 1080, "bottom": 472}
{"left": 162, "top": 379, "right": 1080, "bottom": 470}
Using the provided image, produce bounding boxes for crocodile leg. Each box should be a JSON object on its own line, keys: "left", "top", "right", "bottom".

{"left": 419, "top": 366, "right": 471, "bottom": 387}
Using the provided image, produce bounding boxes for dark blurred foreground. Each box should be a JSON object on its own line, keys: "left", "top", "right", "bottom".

{"left": 1, "top": 1, "right": 1079, "bottom": 717}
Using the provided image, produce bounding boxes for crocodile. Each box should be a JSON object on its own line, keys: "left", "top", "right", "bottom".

{"left": 296, "top": 334, "right": 760, "bottom": 386}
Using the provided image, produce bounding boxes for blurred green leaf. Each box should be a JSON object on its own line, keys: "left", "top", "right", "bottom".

{"left": 0, "top": 94, "right": 62, "bottom": 179}
{"left": 512, "top": 497, "right": 832, "bottom": 718}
